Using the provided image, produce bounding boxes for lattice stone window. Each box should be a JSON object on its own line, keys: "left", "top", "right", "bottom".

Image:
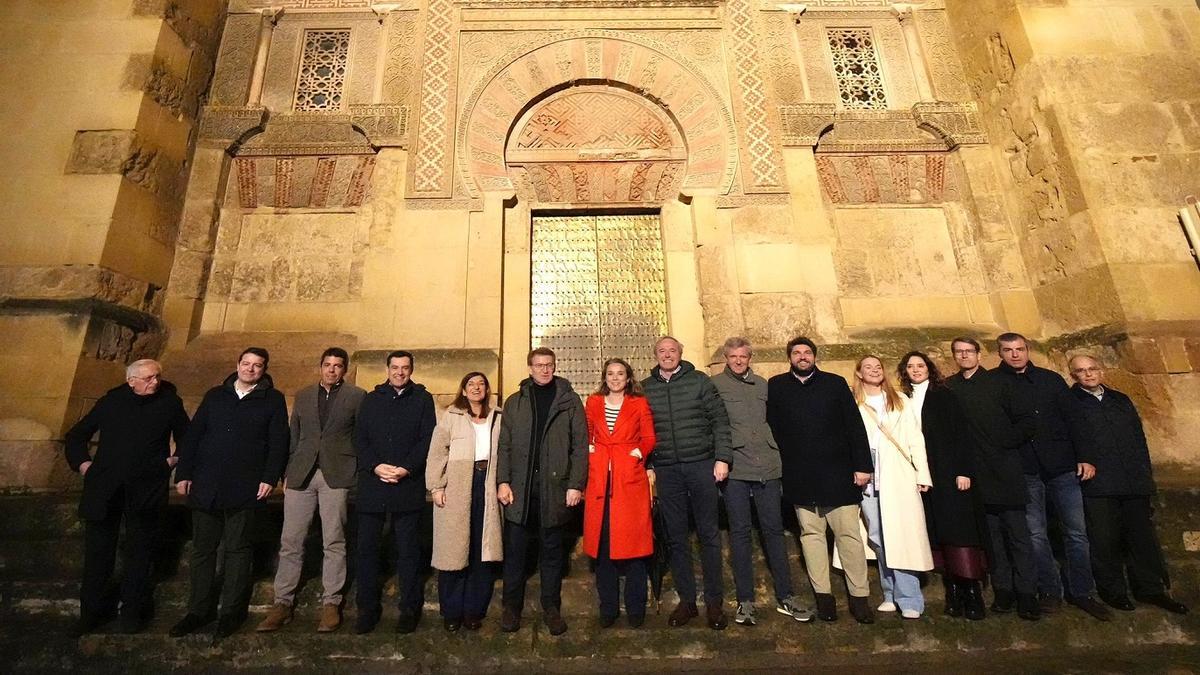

{"left": 827, "top": 28, "right": 888, "bottom": 110}
{"left": 294, "top": 29, "right": 350, "bottom": 111}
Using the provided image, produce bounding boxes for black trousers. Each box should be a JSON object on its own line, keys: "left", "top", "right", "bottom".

{"left": 502, "top": 496, "right": 565, "bottom": 613}
{"left": 357, "top": 509, "right": 425, "bottom": 617}
{"left": 188, "top": 507, "right": 254, "bottom": 618}
{"left": 595, "top": 491, "right": 648, "bottom": 619}
{"left": 81, "top": 493, "right": 159, "bottom": 620}
{"left": 985, "top": 505, "right": 1036, "bottom": 595}
{"left": 1084, "top": 495, "right": 1168, "bottom": 599}
{"left": 438, "top": 468, "right": 498, "bottom": 620}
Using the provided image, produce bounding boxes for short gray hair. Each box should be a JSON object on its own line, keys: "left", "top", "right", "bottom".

{"left": 722, "top": 336, "right": 753, "bottom": 357}
{"left": 125, "top": 359, "right": 160, "bottom": 380}
{"left": 654, "top": 335, "right": 683, "bottom": 352}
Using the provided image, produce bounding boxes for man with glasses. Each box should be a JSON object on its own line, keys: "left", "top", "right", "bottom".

{"left": 65, "top": 359, "right": 190, "bottom": 634}
{"left": 945, "top": 337, "right": 1040, "bottom": 620}
{"left": 992, "top": 333, "right": 1110, "bottom": 622}
{"left": 1067, "top": 355, "right": 1188, "bottom": 615}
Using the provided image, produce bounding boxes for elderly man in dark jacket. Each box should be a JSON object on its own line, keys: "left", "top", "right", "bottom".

{"left": 946, "top": 337, "right": 1040, "bottom": 620}
{"left": 170, "top": 347, "right": 289, "bottom": 639}
{"left": 1068, "top": 354, "right": 1187, "bottom": 615}
{"left": 496, "top": 347, "right": 587, "bottom": 635}
{"left": 766, "top": 336, "right": 874, "bottom": 624}
{"left": 642, "top": 336, "right": 733, "bottom": 630}
{"left": 65, "top": 358, "right": 189, "bottom": 634}
{"left": 993, "top": 333, "right": 1110, "bottom": 621}
{"left": 257, "top": 347, "right": 366, "bottom": 634}
{"left": 353, "top": 350, "right": 437, "bottom": 635}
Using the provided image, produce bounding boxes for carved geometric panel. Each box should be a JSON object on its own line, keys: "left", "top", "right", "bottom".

{"left": 724, "top": 0, "right": 785, "bottom": 191}
{"left": 209, "top": 14, "right": 260, "bottom": 106}
{"left": 915, "top": 9, "right": 973, "bottom": 102}
{"left": 827, "top": 28, "right": 887, "bottom": 110}
{"left": 231, "top": 155, "right": 376, "bottom": 208}
{"left": 410, "top": 0, "right": 459, "bottom": 196}
{"left": 815, "top": 153, "right": 962, "bottom": 205}
{"left": 294, "top": 30, "right": 351, "bottom": 110}
{"left": 515, "top": 92, "right": 674, "bottom": 151}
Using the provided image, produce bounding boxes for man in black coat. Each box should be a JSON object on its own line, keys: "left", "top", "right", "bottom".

{"left": 945, "top": 337, "right": 1040, "bottom": 620}
{"left": 766, "top": 336, "right": 875, "bottom": 624}
{"left": 170, "top": 347, "right": 289, "bottom": 639}
{"left": 352, "top": 350, "right": 437, "bottom": 635}
{"left": 1068, "top": 354, "right": 1187, "bottom": 615}
{"left": 641, "top": 336, "right": 733, "bottom": 630}
{"left": 64, "top": 358, "right": 189, "bottom": 634}
{"left": 993, "top": 333, "right": 1110, "bottom": 621}
{"left": 496, "top": 347, "right": 587, "bottom": 635}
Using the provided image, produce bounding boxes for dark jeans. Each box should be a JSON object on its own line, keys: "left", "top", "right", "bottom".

{"left": 81, "top": 495, "right": 159, "bottom": 620}
{"left": 1025, "top": 471, "right": 1096, "bottom": 598}
{"left": 357, "top": 509, "right": 424, "bottom": 617}
{"left": 188, "top": 507, "right": 254, "bottom": 618}
{"left": 438, "top": 468, "right": 498, "bottom": 621}
{"left": 656, "top": 459, "right": 723, "bottom": 605}
{"left": 1084, "top": 495, "right": 1168, "bottom": 599}
{"left": 986, "top": 505, "right": 1036, "bottom": 595}
{"left": 596, "top": 491, "right": 648, "bottom": 619}
{"left": 502, "top": 496, "right": 565, "bottom": 612}
{"left": 725, "top": 478, "right": 792, "bottom": 604}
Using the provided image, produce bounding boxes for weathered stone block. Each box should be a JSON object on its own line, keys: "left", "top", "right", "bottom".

{"left": 65, "top": 130, "right": 138, "bottom": 174}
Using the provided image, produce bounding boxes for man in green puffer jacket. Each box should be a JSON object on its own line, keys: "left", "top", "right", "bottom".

{"left": 641, "top": 336, "right": 733, "bottom": 630}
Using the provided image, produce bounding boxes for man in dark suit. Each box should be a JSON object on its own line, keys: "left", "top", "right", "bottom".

{"left": 170, "top": 347, "right": 290, "bottom": 639}
{"left": 257, "top": 347, "right": 366, "bottom": 634}
{"left": 65, "top": 358, "right": 189, "bottom": 634}
{"left": 353, "top": 350, "right": 437, "bottom": 634}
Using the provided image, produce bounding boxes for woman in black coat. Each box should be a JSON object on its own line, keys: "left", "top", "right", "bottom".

{"left": 898, "top": 351, "right": 989, "bottom": 620}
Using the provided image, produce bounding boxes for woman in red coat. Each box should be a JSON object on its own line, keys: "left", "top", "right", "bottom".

{"left": 584, "top": 357, "right": 656, "bottom": 627}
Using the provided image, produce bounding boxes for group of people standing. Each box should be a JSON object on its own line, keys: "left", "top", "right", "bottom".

{"left": 65, "top": 332, "right": 1187, "bottom": 641}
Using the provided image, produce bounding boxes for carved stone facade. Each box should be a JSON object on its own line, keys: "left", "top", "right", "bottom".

{"left": 4, "top": 0, "right": 1200, "bottom": 490}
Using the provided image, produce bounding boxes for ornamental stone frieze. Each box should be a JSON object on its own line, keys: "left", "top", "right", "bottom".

{"left": 779, "top": 101, "right": 984, "bottom": 151}
{"left": 197, "top": 106, "right": 268, "bottom": 144}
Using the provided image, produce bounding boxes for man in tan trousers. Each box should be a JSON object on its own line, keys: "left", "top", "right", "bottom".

{"left": 257, "top": 347, "right": 366, "bottom": 633}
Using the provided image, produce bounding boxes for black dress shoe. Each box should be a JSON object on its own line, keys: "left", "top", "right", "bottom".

{"left": 1067, "top": 595, "right": 1112, "bottom": 622}
{"left": 1038, "top": 594, "right": 1062, "bottom": 614}
{"left": 847, "top": 596, "right": 875, "bottom": 625}
{"left": 1017, "top": 594, "right": 1041, "bottom": 621}
{"left": 815, "top": 593, "right": 837, "bottom": 622}
{"left": 75, "top": 613, "right": 104, "bottom": 636}
{"left": 116, "top": 612, "right": 145, "bottom": 634}
{"left": 991, "top": 589, "right": 1015, "bottom": 614}
{"left": 444, "top": 618, "right": 461, "bottom": 632}
{"left": 1101, "top": 594, "right": 1136, "bottom": 611}
{"left": 169, "top": 613, "right": 213, "bottom": 638}
{"left": 396, "top": 612, "right": 420, "bottom": 634}
{"left": 215, "top": 612, "right": 245, "bottom": 638}
{"left": 463, "top": 616, "right": 483, "bottom": 631}
{"left": 668, "top": 602, "right": 698, "bottom": 627}
{"left": 1137, "top": 594, "right": 1189, "bottom": 615}
{"left": 627, "top": 613, "right": 645, "bottom": 628}
{"left": 963, "top": 581, "right": 986, "bottom": 621}
{"left": 354, "top": 610, "right": 380, "bottom": 635}
{"left": 500, "top": 606, "right": 521, "bottom": 632}
{"left": 705, "top": 603, "right": 727, "bottom": 630}
{"left": 599, "top": 614, "right": 618, "bottom": 628}
{"left": 544, "top": 607, "right": 568, "bottom": 636}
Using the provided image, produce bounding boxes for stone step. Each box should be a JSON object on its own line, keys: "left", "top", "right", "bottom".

{"left": 6, "top": 599, "right": 1200, "bottom": 673}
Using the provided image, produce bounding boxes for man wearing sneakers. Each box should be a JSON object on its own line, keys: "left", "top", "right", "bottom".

{"left": 712, "top": 337, "right": 813, "bottom": 626}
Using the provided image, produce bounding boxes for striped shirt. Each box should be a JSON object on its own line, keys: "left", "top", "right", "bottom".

{"left": 605, "top": 402, "right": 621, "bottom": 432}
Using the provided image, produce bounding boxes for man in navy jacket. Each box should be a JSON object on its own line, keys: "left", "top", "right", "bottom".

{"left": 353, "top": 350, "right": 437, "bottom": 634}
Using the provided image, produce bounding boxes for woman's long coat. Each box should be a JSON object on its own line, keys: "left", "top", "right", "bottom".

{"left": 582, "top": 394, "right": 656, "bottom": 560}
{"left": 858, "top": 401, "right": 935, "bottom": 572}
{"left": 426, "top": 406, "right": 504, "bottom": 570}
{"left": 915, "top": 385, "right": 986, "bottom": 548}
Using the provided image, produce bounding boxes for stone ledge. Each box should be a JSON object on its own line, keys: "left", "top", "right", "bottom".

{"left": 0, "top": 265, "right": 163, "bottom": 316}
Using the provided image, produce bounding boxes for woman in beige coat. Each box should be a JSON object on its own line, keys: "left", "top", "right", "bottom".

{"left": 427, "top": 372, "right": 504, "bottom": 632}
{"left": 852, "top": 356, "right": 934, "bottom": 619}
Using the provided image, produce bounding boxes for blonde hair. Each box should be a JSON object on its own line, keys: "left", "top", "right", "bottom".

{"left": 852, "top": 355, "right": 904, "bottom": 412}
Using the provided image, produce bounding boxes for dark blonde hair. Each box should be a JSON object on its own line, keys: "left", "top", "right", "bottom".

{"left": 595, "top": 358, "right": 644, "bottom": 397}
{"left": 852, "top": 355, "right": 904, "bottom": 412}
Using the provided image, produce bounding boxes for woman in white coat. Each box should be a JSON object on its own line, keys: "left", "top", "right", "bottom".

{"left": 427, "top": 372, "right": 504, "bottom": 632}
{"left": 852, "top": 356, "right": 934, "bottom": 619}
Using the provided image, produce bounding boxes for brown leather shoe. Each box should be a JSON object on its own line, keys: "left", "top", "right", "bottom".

{"left": 705, "top": 603, "right": 728, "bottom": 630}
{"left": 255, "top": 603, "right": 293, "bottom": 632}
{"left": 668, "top": 602, "right": 698, "bottom": 627}
{"left": 317, "top": 604, "right": 341, "bottom": 633}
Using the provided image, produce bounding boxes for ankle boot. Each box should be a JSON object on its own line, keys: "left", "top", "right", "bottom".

{"left": 943, "top": 578, "right": 963, "bottom": 617}
{"left": 814, "top": 593, "right": 837, "bottom": 622}
{"left": 963, "top": 580, "right": 986, "bottom": 621}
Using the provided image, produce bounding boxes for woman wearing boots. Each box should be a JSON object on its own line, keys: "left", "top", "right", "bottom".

{"left": 852, "top": 356, "right": 934, "bottom": 619}
{"left": 898, "top": 351, "right": 989, "bottom": 620}
{"left": 582, "top": 358, "right": 656, "bottom": 627}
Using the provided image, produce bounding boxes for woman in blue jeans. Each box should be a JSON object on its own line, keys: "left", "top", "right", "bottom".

{"left": 852, "top": 356, "right": 934, "bottom": 619}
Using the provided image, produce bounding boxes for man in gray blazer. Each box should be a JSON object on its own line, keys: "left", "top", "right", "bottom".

{"left": 257, "top": 347, "right": 366, "bottom": 633}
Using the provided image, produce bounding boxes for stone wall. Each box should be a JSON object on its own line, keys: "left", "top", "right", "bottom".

{"left": 0, "top": 0, "right": 225, "bottom": 490}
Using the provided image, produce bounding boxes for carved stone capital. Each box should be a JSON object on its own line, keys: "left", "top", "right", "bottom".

{"left": 913, "top": 102, "right": 987, "bottom": 148}
{"left": 237, "top": 112, "right": 374, "bottom": 156}
{"left": 198, "top": 106, "right": 267, "bottom": 144}
{"left": 779, "top": 103, "right": 836, "bottom": 147}
{"left": 348, "top": 103, "right": 410, "bottom": 148}
{"left": 891, "top": 3, "right": 915, "bottom": 22}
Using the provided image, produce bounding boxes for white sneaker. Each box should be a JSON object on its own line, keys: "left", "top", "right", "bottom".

{"left": 900, "top": 608, "right": 921, "bottom": 620}
{"left": 877, "top": 601, "right": 897, "bottom": 613}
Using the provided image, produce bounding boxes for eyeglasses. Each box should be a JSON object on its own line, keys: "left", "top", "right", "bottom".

{"left": 130, "top": 374, "right": 161, "bottom": 382}
{"left": 1071, "top": 367, "right": 1102, "bottom": 375}
{"left": 530, "top": 363, "right": 555, "bottom": 370}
